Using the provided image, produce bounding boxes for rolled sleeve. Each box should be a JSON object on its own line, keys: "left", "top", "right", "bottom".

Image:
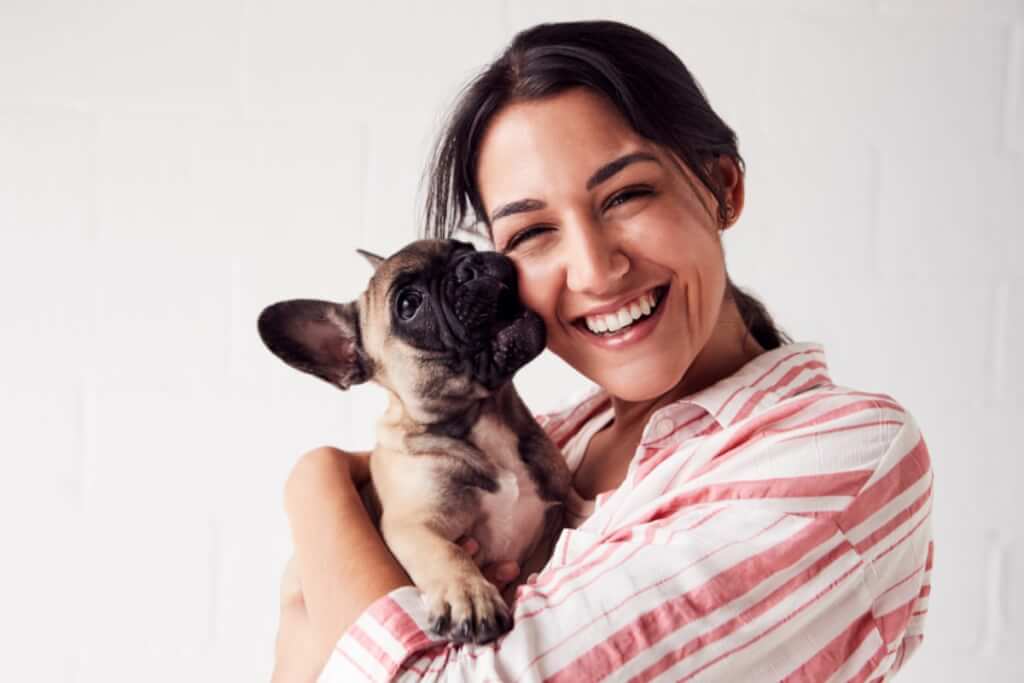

{"left": 319, "top": 506, "right": 907, "bottom": 682}
{"left": 320, "top": 586, "right": 444, "bottom": 682}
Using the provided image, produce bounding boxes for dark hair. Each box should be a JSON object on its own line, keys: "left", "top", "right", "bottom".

{"left": 424, "top": 20, "right": 789, "bottom": 350}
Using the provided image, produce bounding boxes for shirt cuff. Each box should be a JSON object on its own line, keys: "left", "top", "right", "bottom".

{"left": 319, "top": 586, "right": 445, "bottom": 682}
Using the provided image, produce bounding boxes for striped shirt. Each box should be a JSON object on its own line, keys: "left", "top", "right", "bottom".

{"left": 321, "top": 342, "right": 933, "bottom": 682}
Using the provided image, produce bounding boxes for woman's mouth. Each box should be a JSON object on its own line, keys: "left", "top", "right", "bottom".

{"left": 576, "top": 285, "right": 668, "bottom": 336}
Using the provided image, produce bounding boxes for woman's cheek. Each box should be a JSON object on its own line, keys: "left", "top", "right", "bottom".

{"left": 513, "top": 257, "right": 556, "bottom": 323}
{"left": 699, "top": 253, "right": 728, "bottom": 334}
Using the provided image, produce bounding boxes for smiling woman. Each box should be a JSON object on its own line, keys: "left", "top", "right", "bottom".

{"left": 275, "top": 20, "right": 934, "bottom": 683}
{"left": 473, "top": 88, "right": 773, "bottom": 500}
{"left": 479, "top": 90, "right": 750, "bottom": 402}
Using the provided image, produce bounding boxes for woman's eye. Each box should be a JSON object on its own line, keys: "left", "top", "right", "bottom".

{"left": 604, "top": 187, "right": 653, "bottom": 211}
{"left": 503, "top": 225, "right": 552, "bottom": 252}
{"left": 396, "top": 289, "right": 423, "bottom": 321}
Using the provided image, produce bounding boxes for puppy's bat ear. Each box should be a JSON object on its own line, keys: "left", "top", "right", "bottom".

{"left": 257, "top": 299, "right": 373, "bottom": 390}
{"left": 356, "top": 249, "right": 385, "bottom": 271}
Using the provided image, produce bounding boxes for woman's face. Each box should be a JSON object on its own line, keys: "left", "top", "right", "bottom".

{"left": 476, "top": 87, "right": 743, "bottom": 402}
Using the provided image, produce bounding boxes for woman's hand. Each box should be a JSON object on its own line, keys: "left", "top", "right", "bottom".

{"left": 458, "top": 537, "right": 522, "bottom": 601}
{"left": 275, "top": 446, "right": 409, "bottom": 681}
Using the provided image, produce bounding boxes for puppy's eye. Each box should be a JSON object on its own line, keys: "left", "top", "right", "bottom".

{"left": 396, "top": 289, "right": 423, "bottom": 321}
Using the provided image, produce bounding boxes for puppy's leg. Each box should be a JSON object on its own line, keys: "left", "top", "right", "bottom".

{"left": 380, "top": 516, "right": 511, "bottom": 644}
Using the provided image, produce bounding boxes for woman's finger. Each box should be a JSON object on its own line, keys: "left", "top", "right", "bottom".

{"left": 483, "top": 561, "right": 520, "bottom": 588}
{"left": 459, "top": 537, "right": 480, "bottom": 557}
{"left": 457, "top": 538, "right": 519, "bottom": 588}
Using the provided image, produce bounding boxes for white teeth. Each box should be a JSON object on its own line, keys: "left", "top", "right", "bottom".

{"left": 583, "top": 289, "right": 662, "bottom": 335}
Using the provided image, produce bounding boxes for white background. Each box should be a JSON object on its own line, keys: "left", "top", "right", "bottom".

{"left": 2, "top": 1, "right": 1022, "bottom": 681}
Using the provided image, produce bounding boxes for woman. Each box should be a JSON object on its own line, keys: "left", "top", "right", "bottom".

{"left": 274, "top": 21, "right": 933, "bottom": 682}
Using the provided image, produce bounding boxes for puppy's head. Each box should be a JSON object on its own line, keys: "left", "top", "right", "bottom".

{"left": 258, "top": 239, "right": 545, "bottom": 422}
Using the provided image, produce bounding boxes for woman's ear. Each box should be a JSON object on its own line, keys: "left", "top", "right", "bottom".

{"left": 714, "top": 155, "right": 745, "bottom": 230}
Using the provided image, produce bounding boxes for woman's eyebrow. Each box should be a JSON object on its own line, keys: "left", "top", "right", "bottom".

{"left": 490, "top": 198, "right": 546, "bottom": 222}
{"left": 586, "top": 152, "right": 660, "bottom": 190}
{"left": 489, "top": 152, "right": 659, "bottom": 222}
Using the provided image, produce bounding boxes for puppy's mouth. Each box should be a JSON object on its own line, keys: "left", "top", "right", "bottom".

{"left": 486, "top": 303, "right": 545, "bottom": 388}
{"left": 495, "top": 283, "right": 525, "bottom": 326}
{"left": 448, "top": 276, "right": 545, "bottom": 388}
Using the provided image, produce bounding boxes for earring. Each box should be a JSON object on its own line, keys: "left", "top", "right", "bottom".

{"left": 722, "top": 202, "right": 734, "bottom": 228}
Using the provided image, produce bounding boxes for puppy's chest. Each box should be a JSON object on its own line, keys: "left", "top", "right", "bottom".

{"left": 468, "top": 416, "right": 551, "bottom": 565}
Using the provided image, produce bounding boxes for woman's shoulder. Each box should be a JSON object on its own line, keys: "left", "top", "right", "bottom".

{"left": 689, "top": 340, "right": 931, "bottom": 486}
{"left": 764, "top": 376, "right": 932, "bottom": 500}
{"left": 793, "top": 379, "right": 924, "bottom": 449}
{"left": 739, "top": 341, "right": 925, "bottom": 452}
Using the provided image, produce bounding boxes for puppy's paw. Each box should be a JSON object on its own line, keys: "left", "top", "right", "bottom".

{"left": 423, "top": 574, "right": 512, "bottom": 644}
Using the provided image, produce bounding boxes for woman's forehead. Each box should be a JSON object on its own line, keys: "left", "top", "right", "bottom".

{"left": 476, "top": 89, "right": 659, "bottom": 199}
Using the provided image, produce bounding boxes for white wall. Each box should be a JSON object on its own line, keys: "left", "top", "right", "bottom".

{"left": 2, "top": 1, "right": 1021, "bottom": 681}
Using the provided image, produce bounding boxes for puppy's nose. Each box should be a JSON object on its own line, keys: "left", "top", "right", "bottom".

{"left": 454, "top": 257, "right": 480, "bottom": 284}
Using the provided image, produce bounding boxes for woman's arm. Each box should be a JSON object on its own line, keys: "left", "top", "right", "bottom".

{"left": 313, "top": 410, "right": 933, "bottom": 682}
{"left": 282, "top": 447, "right": 411, "bottom": 670}
{"left": 275, "top": 446, "right": 524, "bottom": 682}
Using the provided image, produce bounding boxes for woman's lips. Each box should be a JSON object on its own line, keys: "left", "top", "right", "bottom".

{"left": 572, "top": 284, "right": 670, "bottom": 350}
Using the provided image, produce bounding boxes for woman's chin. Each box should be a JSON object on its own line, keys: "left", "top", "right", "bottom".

{"left": 583, "top": 359, "right": 691, "bottom": 404}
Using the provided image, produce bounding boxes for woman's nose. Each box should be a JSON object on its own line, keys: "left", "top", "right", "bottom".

{"left": 564, "top": 218, "right": 629, "bottom": 295}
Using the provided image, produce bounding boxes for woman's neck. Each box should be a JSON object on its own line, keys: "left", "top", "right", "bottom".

{"left": 571, "top": 297, "right": 768, "bottom": 501}
{"left": 606, "top": 297, "right": 767, "bottom": 441}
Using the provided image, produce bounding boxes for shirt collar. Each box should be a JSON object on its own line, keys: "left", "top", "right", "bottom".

{"left": 543, "top": 342, "right": 832, "bottom": 448}
{"left": 674, "top": 342, "right": 832, "bottom": 429}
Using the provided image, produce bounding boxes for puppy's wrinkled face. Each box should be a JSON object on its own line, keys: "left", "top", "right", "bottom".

{"left": 258, "top": 239, "right": 545, "bottom": 423}
{"left": 361, "top": 239, "right": 545, "bottom": 420}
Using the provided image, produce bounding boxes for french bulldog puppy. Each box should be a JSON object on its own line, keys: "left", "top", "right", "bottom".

{"left": 258, "top": 239, "right": 572, "bottom": 644}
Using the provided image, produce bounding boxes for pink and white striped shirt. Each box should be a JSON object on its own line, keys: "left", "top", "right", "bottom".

{"left": 322, "top": 342, "right": 933, "bottom": 682}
